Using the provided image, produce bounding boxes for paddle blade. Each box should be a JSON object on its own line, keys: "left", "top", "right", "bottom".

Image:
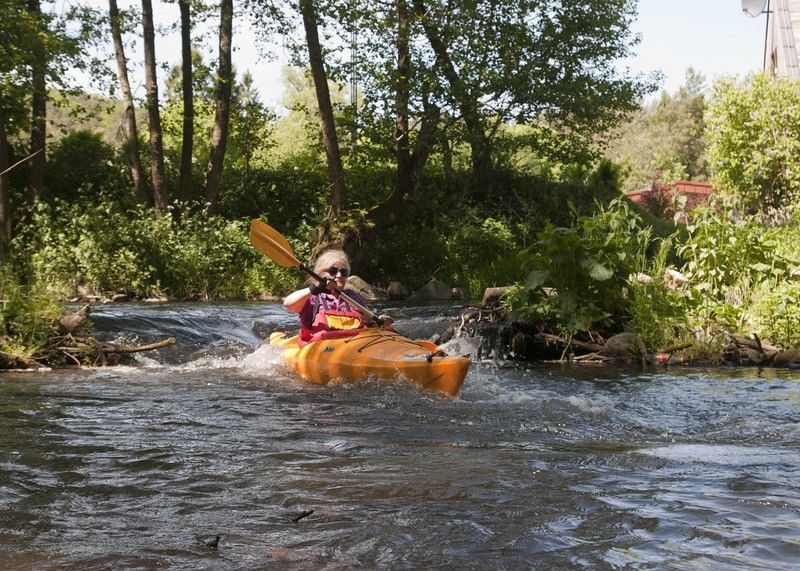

{"left": 249, "top": 219, "right": 300, "bottom": 268}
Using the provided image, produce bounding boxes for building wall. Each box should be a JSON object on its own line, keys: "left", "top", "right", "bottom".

{"left": 764, "top": 0, "right": 800, "bottom": 78}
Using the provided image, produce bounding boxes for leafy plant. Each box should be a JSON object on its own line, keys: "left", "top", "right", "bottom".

{"left": 627, "top": 234, "right": 692, "bottom": 351}
{"left": 0, "top": 270, "right": 64, "bottom": 366}
{"left": 506, "top": 198, "right": 650, "bottom": 338}
{"left": 706, "top": 73, "right": 800, "bottom": 212}
{"left": 678, "top": 198, "right": 790, "bottom": 301}
{"left": 11, "top": 199, "right": 301, "bottom": 300}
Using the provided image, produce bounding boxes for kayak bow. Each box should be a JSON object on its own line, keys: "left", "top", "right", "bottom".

{"left": 269, "top": 329, "right": 470, "bottom": 396}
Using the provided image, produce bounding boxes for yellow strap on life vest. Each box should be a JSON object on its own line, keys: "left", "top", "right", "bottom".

{"left": 324, "top": 314, "right": 363, "bottom": 330}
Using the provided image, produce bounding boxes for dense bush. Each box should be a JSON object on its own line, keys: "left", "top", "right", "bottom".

{"left": 0, "top": 270, "right": 63, "bottom": 365}
{"left": 506, "top": 198, "right": 652, "bottom": 338}
{"left": 11, "top": 200, "right": 302, "bottom": 300}
{"left": 627, "top": 234, "right": 692, "bottom": 351}
{"left": 43, "top": 130, "right": 125, "bottom": 202}
{"left": 707, "top": 73, "right": 800, "bottom": 212}
{"left": 680, "top": 202, "right": 789, "bottom": 298}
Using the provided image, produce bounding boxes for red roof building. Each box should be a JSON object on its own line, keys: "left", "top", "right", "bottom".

{"left": 625, "top": 180, "right": 713, "bottom": 220}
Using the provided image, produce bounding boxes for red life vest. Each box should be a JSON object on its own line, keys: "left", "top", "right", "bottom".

{"left": 299, "top": 294, "right": 368, "bottom": 346}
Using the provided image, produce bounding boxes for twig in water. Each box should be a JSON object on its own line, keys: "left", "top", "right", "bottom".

{"left": 290, "top": 509, "right": 314, "bottom": 523}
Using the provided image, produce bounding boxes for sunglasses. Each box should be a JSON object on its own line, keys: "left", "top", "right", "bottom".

{"left": 325, "top": 266, "right": 349, "bottom": 277}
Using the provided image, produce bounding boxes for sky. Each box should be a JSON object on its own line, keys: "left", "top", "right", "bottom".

{"left": 625, "top": 0, "right": 767, "bottom": 95}
{"left": 76, "top": 0, "right": 769, "bottom": 106}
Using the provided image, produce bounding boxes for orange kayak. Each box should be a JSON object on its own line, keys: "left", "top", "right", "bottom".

{"left": 269, "top": 329, "right": 470, "bottom": 396}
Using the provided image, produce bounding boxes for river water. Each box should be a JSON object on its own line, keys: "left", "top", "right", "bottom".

{"left": 1, "top": 303, "right": 798, "bottom": 569}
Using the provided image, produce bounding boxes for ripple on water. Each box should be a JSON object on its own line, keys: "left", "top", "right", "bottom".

{"left": 1, "top": 304, "right": 800, "bottom": 568}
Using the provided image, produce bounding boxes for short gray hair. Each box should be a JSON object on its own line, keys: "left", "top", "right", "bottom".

{"left": 312, "top": 249, "right": 350, "bottom": 275}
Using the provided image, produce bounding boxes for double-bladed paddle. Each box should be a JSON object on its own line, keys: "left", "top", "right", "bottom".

{"left": 249, "top": 219, "right": 386, "bottom": 325}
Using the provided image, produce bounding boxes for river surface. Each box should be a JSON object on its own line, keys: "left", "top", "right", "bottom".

{"left": 1, "top": 303, "right": 798, "bottom": 569}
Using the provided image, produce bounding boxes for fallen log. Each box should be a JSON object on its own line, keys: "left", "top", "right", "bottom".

{"left": 55, "top": 336, "right": 176, "bottom": 366}
{"left": 728, "top": 334, "right": 779, "bottom": 354}
{"left": 533, "top": 333, "right": 604, "bottom": 353}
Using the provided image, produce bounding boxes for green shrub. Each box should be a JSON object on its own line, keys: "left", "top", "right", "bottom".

{"left": 678, "top": 198, "right": 789, "bottom": 300}
{"left": 0, "top": 270, "right": 63, "bottom": 365}
{"left": 443, "top": 214, "right": 523, "bottom": 299}
{"left": 746, "top": 281, "right": 800, "bottom": 348}
{"left": 506, "top": 198, "right": 650, "bottom": 338}
{"left": 43, "top": 130, "right": 124, "bottom": 202}
{"left": 11, "top": 200, "right": 301, "bottom": 300}
{"left": 628, "top": 234, "right": 692, "bottom": 351}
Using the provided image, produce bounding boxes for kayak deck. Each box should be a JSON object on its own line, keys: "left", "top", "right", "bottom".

{"left": 269, "top": 329, "right": 470, "bottom": 396}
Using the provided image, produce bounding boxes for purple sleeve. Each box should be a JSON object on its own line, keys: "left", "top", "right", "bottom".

{"left": 344, "top": 290, "right": 368, "bottom": 311}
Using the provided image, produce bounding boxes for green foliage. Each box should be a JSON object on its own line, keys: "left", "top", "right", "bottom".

{"left": 678, "top": 198, "right": 790, "bottom": 301}
{"left": 359, "top": 189, "right": 526, "bottom": 298}
{"left": 43, "top": 130, "right": 122, "bottom": 201}
{"left": 746, "top": 281, "right": 800, "bottom": 348}
{"left": 627, "top": 235, "right": 691, "bottom": 351}
{"left": 506, "top": 198, "right": 649, "bottom": 337}
{"left": 706, "top": 73, "right": 800, "bottom": 212}
{"left": 0, "top": 269, "right": 63, "bottom": 364}
{"left": 605, "top": 68, "right": 709, "bottom": 192}
{"left": 161, "top": 66, "right": 275, "bottom": 193}
{"left": 677, "top": 198, "right": 793, "bottom": 334}
{"left": 11, "top": 200, "right": 301, "bottom": 300}
{"left": 443, "top": 216, "right": 522, "bottom": 299}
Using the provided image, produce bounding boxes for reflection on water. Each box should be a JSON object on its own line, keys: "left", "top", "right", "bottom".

{"left": 0, "top": 303, "right": 798, "bottom": 569}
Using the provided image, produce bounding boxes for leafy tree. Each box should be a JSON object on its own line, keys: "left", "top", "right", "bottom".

{"left": 26, "top": 0, "right": 48, "bottom": 203}
{"left": 706, "top": 72, "right": 800, "bottom": 213}
{"left": 299, "top": 0, "right": 346, "bottom": 222}
{"left": 605, "top": 68, "right": 708, "bottom": 192}
{"left": 178, "top": 0, "right": 195, "bottom": 203}
{"left": 316, "top": 0, "right": 650, "bottom": 262}
{"left": 0, "top": 1, "right": 40, "bottom": 252}
{"left": 1, "top": 0, "right": 102, "bottom": 250}
{"left": 43, "top": 130, "right": 119, "bottom": 201}
{"left": 267, "top": 65, "right": 339, "bottom": 167}
{"left": 162, "top": 61, "right": 274, "bottom": 203}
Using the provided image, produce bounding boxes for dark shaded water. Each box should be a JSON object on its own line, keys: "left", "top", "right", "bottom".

{"left": 1, "top": 303, "right": 799, "bottom": 569}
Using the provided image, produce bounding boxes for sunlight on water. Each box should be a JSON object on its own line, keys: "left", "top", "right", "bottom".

{"left": 638, "top": 443, "right": 799, "bottom": 466}
{"left": 566, "top": 394, "right": 608, "bottom": 414}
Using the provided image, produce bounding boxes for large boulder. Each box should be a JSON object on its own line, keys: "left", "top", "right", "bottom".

{"left": 58, "top": 304, "right": 90, "bottom": 335}
{"left": 601, "top": 332, "right": 643, "bottom": 359}
{"left": 346, "top": 275, "right": 388, "bottom": 301}
{"left": 481, "top": 286, "right": 511, "bottom": 307}
{"left": 386, "top": 281, "right": 408, "bottom": 300}
{"left": 410, "top": 278, "right": 453, "bottom": 301}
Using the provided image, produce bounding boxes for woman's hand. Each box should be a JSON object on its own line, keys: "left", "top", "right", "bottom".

{"left": 378, "top": 314, "right": 394, "bottom": 330}
{"left": 309, "top": 278, "right": 333, "bottom": 295}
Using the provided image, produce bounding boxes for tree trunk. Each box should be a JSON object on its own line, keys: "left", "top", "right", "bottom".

{"left": 0, "top": 105, "right": 10, "bottom": 257}
{"left": 26, "top": 0, "right": 46, "bottom": 205}
{"left": 300, "top": 0, "right": 346, "bottom": 218}
{"left": 203, "top": 0, "right": 233, "bottom": 210}
{"left": 178, "top": 0, "right": 194, "bottom": 204}
{"left": 141, "top": 0, "right": 168, "bottom": 216}
{"left": 411, "top": 0, "right": 492, "bottom": 189}
{"left": 109, "top": 0, "right": 150, "bottom": 206}
{"left": 395, "top": 0, "right": 412, "bottom": 205}
{"left": 343, "top": 1, "right": 439, "bottom": 267}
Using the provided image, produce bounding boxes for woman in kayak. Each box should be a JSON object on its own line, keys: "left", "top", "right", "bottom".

{"left": 283, "top": 249, "right": 392, "bottom": 344}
